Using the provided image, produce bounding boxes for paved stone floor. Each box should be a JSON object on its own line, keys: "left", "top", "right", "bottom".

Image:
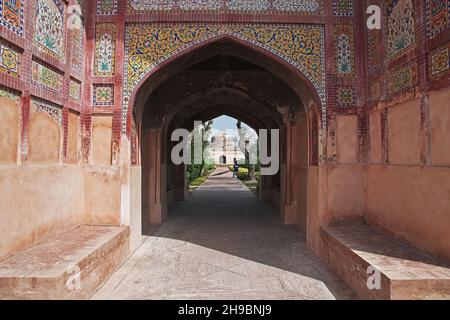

{"left": 92, "top": 168, "right": 356, "bottom": 300}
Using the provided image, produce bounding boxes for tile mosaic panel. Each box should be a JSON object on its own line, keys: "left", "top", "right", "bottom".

{"left": 95, "top": 23, "right": 116, "bottom": 76}
{"left": 180, "top": 0, "right": 224, "bottom": 10}
{"left": 31, "top": 97, "right": 63, "bottom": 125}
{"left": 69, "top": 79, "right": 81, "bottom": 101}
{"left": 367, "top": 28, "right": 381, "bottom": 74}
{"left": 34, "top": 0, "right": 66, "bottom": 59}
{"left": 335, "top": 24, "right": 354, "bottom": 75}
{"left": 425, "top": 0, "right": 449, "bottom": 38}
{"left": 71, "top": 27, "right": 84, "bottom": 73}
{"left": 0, "top": 85, "right": 19, "bottom": 100}
{"left": 431, "top": 46, "right": 449, "bottom": 77}
{"left": 333, "top": 0, "right": 352, "bottom": 16}
{"left": 337, "top": 87, "right": 355, "bottom": 106}
{"left": 225, "top": 0, "right": 270, "bottom": 11}
{"left": 93, "top": 84, "right": 114, "bottom": 106}
{"left": 31, "top": 60, "right": 63, "bottom": 93}
{"left": 0, "top": 0, "right": 24, "bottom": 36}
{"left": 97, "top": 0, "right": 118, "bottom": 15}
{"left": 387, "top": 0, "right": 416, "bottom": 60}
{"left": 123, "top": 24, "right": 326, "bottom": 132}
{"left": 273, "top": 0, "right": 322, "bottom": 13}
{"left": 0, "top": 41, "right": 19, "bottom": 77}
{"left": 389, "top": 64, "right": 417, "bottom": 95}
{"left": 127, "top": 0, "right": 324, "bottom": 14}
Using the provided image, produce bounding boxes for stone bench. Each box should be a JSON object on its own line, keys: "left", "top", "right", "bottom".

{"left": 320, "top": 223, "right": 450, "bottom": 300}
{"left": 0, "top": 225, "right": 129, "bottom": 300}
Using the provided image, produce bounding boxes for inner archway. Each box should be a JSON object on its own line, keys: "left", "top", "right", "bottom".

{"left": 133, "top": 39, "right": 319, "bottom": 235}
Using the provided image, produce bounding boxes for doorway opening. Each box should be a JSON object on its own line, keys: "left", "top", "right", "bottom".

{"left": 131, "top": 38, "right": 320, "bottom": 234}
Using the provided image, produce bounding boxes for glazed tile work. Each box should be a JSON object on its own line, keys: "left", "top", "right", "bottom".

{"left": 0, "top": 85, "right": 19, "bottom": 100}
{"left": 333, "top": 0, "right": 352, "bottom": 16}
{"left": 335, "top": 24, "right": 354, "bottom": 75}
{"left": 71, "top": 27, "right": 84, "bottom": 73}
{"left": 69, "top": 80, "right": 81, "bottom": 101}
{"left": 425, "top": 0, "right": 449, "bottom": 38}
{"left": 97, "top": 0, "right": 118, "bottom": 15}
{"left": 31, "top": 97, "right": 63, "bottom": 125}
{"left": 31, "top": 60, "right": 63, "bottom": 93}
{"left": 127, "top": 0, "right": 324, "bottom": 14}
{"left": 226, "top": 0, "right": 269, "bottom": 11}
{"left": 0, "top": 0, "right": 24, "bottom": 36}
{"left": 387, "top": 0, "right": 416, "bottom": 60}
{"left": 337, "top": 87, "right": 355, "bottom": 107}
{"left": 123, "top": 24, "right": 325, "bottom": 132}
{"left": 431, "top": 46, "right": 449, "bottom": 77}
{"left": 389, "top": 64, "right": 417, "bottom": 94}
{"left": 34, "top": 0, "right": 66, "bottom": 60}
{"left": 0, "top": 41, "right": 19, "bottom": 77}
{"left": 93, "top": 84, "right": 114, "bottom": 106}
{"left": 180, "top": 0, "right": 224, "bottom": 10}
{"left": 95, "top": 23, "right": 116, "bottom": 76}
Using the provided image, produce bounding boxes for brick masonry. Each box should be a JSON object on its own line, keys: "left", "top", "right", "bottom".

{"left": 0, "top": 0, "right": 447, "bottom": 166}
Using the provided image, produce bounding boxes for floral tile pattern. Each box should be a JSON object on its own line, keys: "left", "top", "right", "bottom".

{"left": 69, "top": 79, "right": 81, "bottom": 101}
{"left": 273, "top": 0, "right": 322, "bottom": 13}
{"left": 335, "top": 24, "right": 354, "bottom": 75}
{"left": 226, "top": 0, "right": 270, "bottom": 11}
{"left": 0, "top": 0, "right": 24, "bottom": 36}
{"left": 0, "top": 85, "right": 20, "bottom": 100}
{"left": 337, "top": 87, "right": 355, "bottom": 107}
{"left": 97, "top": 0, "right": 118, "bottom": 15}
{"left": 430, "top": 46, "right": 449, "bottom": 77}
{"left": 123, "top": 24, "right": 326, "bottom": 132}
{"left": 93, "top": 84, "right": 114, "bottom": 106}
{"left": 333, "top": 0, "right": 352, "bottom": 16}
{"left": 95, "top": 23, "right": 116, "bottom": 76}
{"left": 31, "top": 97, "right": 63, "bottom": 125}
{"left": 389, "top": 63, "right": 417, "bottom": 95}
{"left": 127, "top": 0, "right": 324, "bottom": 14}
{"left": 31, "top": 60, "right": 63, "bottom": 93}
{"left": 34, "top": 0, "right": 66, "bottom": 60}
{"left": 425, "top": 0, "right": 449, "bottom": 38}
{"left": 0, "top": 41, "right": 19, "bottom": 77}
{"left": 71, "top": 26, "right": 84, "bottom": 73}
{"left": 387, "top": 0, "right": 416, "bottom": 60}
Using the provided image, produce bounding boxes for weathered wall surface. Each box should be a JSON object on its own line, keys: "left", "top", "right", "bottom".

{"left": 430, "top": 88, "right": 450, "bottom": 166}
{"left": 28, "top": 104, "right": 61, "bottom": 164}
{"left": 307, "top": 165, "right": 365, "bottom": 255}
{"left": 91, "top": 116, "right": 113, "bottom": 166}
{"left": 364, "top": 165, "right": 450, "bottom": 261}
{"left": 0, "top": 166, "right": 84, "bottom": 260}
{"left": 84, "top": 166, "right": 121, "bottom": 226}
{"left": 0, "top": 96, "right": 19, "bottom": 164}
{"left": 320, "top": 88, "right": 450, "bottom": 262}
{"left": 336, "top": 115, "right": 358, "bottom": 164}
{"left": 67, "top": 111, "right": 80, "bottom": 164}
{"left": 0, "top": 165, "right": 122, "bottom": 261}
{"left": 362, "top": 88, "right": 450, "bottom": 261}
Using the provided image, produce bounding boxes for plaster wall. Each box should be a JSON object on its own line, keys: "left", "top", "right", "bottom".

{"left": 28, "top": 106, "right": 61, "bottom": 164}
{"left": 0, "top": 165, "right": 122, "bottom": 261}
{"left": 0, "top": 96, "right": 19, "bottom": 164}
{"left": 91, "top": 115, "right": 112, "bottom": 166}
{"left": 363, "top": 88, "right": 450, "bottom": 261}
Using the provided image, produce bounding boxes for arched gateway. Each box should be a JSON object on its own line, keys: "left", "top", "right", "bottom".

{"left": 0, "top": 0, "right": 449, "bottom": 300}
{"left": 126, "top": 35, "right": 322, "bottom": 230}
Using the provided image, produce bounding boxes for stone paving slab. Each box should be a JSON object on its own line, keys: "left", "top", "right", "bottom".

{"left": 321, "top": 224, "right": 450, "bottom": 299}
{"left": 92, "top": 168, "right": 355, "bottom": 300}
{"left": 0, "top": 225, "right": 129, "bottom": 299}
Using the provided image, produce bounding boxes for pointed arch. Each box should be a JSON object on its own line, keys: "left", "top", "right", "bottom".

{"left": 124, "top": 26, "right": 326, "bottom": 136}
